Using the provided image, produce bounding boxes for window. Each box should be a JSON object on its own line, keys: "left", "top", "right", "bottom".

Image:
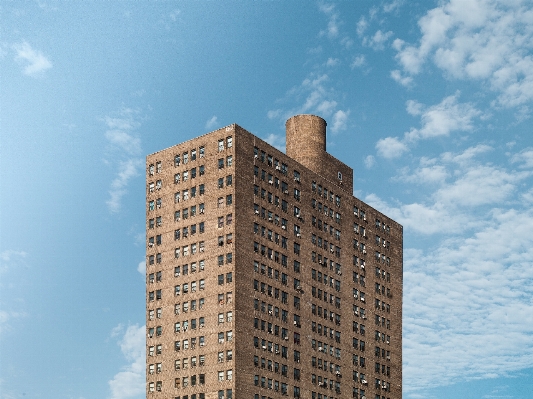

{"left": 226, "top": 156, "right": 233, "bottom": 167}
{"left": 226, "top": 136, "right": 233, "bottom": 148}
{"left": 226, "top": 194, "right": 233, "bottom": 205}
{"left": 218, "top": 158, "right": 224, "bottom": 169}
{"left": 218, "top": 139, "right": 224, "bottom": 151}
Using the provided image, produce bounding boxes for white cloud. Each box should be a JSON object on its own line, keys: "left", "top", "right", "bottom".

{"left": 326, "top": 57, "right": 339, "bottom": 67}
{"left": 263, "top": 133, "right": 286, "bottom": 153}
{"left": 376, "top": 93, "right": 481, "bottom": 158}
{"left": 396, "top": 164, "right": 448, "bottom": 185}
{"left": 371, "top": 144, "right": 530, "bottom": 233}
{"left": 511, "top": 148, "right": 533, "bottom": 169}
{"left": 319, "top": 3, "right": 340, "bottom": 39}
{"left": 13, "top": 41, "right": 52, "bottom": 76}
{"left": 137, "top": 261, "right": 145, "bottom": 275}
{"left": 0, "top": 310, "right": 27, "bottom": 335}
{"left": 392, "top": 0, "right": 533, "bottom": 108}
{"left": 103, "top": 108, "right": 143, "bottom": 214}
{"left": 376, "top": 136, "right": 409, "bottom": 159}
{"left": 363, "top": 30, "right": 394, "bottom": 50}
{"left": 205, "top": 115, "right": 218, "bottom": 130}
{"left": 404, "top": 92, "right": 481, "bottom": 141}
{"left": 0, "top": 250, "right": 29, "bottom": 334}
{"left": 267, "top": 109, "right": 281, "bottom": 120}
{"left": 105, "top": 131, "right": 141, "bottom": 156}
{"left": 0, "top": 249, "right": 27, "bottom": 277}
{"left": 350, "top": 55, "right": 366, "bottom": 69}
{"left": 0, "top": 250, "right": 27, "bottom": 266}
{"left": 390, "top": 69, "right": 413, "bottom": 86}
{"left": 267, "top": 72, "right": 347, "bottom": 127}
{"left": 383, "top": 0, "right": 403, "bottom": 13}
{"left": 441, "top": 143, "right": 493, "bottom": 166}
{"left": 435, "top": 165, "right": 528, "bottom": 207}
{"left": 316, "top": 100, "right": 337, "bottom": 116}
{"left": 109, "top": 324, "right": 145, "bottom": 399}
{"left": 514, "top": 105, "right": 531, "bottom": 124}
{"left": 406, "top": 99, "right": 423, "bottom": 116}
{"left": 107, "top": 159, "right": 143, "bottom": 214}
{"left": 364, "top": 155, "right": 375, "bottom": 169}
{"left": 356, "top": 16, "right": 368, "bottom": 36}
{"left": 330, "top": 109, "right": 349, "bottom": 133}
{"left": 340, "top": 36, "right": 354, "bottom": 49}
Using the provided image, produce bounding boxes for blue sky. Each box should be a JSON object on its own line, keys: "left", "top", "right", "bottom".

{"left": 1, "top": 1, "right": 533, "bottom": 398}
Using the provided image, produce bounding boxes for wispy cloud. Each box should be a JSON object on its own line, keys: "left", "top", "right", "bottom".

{"left": 137, "top": 260, "right": 145, "bottom": 275}
{"left": 370, "top": 144, "right": 532, "bottom": 232}
{"left": 103, "top": 108, "right": 144, "bottom": 213}
{"left": 318, "top": 3, "right": 340, "bottom": 39}
{"left": 392, "top": 0, "right": 533, "bottom": 109}
{"left": 350, "top": 54, "right": 366, "bottom": 69}
{"left": 390, "top": 69, "right": 413, "bottom": 86}
{"left": 13, "top": 41, "right": 52, "bottom": 76}
{"left": 267, "top": 72, "right": 349, "bottom": 132}
{"left": 108, "top": 324, "right": 145, "bottom": 399}
{"left": 330, "top": 109, "right": 349, "bottom": 133}
{"left": 325, "top": 57, "right": 340, "bottom": 67}
{"left": 364, "top": 155, "right": 376, "bottom": 169}
{"left": 205, "top": 115, "right": 218, "bottom": 130}
{"left": 511, "top": 148, "right": 533, "bottom": 169}
{"left": 263, "top": 133, "right": 286, "bottom": 153}
{"left": 376, "top": 136, "right": 409, "bottom": 159}
{"left": 376, "top": 92, "right": 481, "bottom": 158}
{"left": 383, "top": 0, "right": 404, "bottom": 14}
{"left": 356, "top": 16, "right": 368, "bottom": 37}
{"left": 363, "top": 30, "right": 394, "bottom": 51}
{"left": 0, "top": 250, "right": 28, "bottom": 334}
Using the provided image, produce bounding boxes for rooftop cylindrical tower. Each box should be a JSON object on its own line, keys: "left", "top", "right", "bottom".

{"left": 285, "top": 115, "right": 327, "bottom": 163}
{"left": 285, "top": 114, "right": 353, "bottom": 192}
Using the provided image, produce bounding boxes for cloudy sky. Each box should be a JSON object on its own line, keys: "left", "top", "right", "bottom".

{"left": 1, "top": 1, "right": 533, "bottom": 398}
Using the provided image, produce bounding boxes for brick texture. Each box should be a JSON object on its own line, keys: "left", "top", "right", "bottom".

{"left": 145, "top": 116, "right": 402, "bottom": 399}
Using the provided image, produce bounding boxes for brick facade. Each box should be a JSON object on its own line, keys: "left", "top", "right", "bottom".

{"left": 146, "top": 115, "right": 402, "bottom": 399}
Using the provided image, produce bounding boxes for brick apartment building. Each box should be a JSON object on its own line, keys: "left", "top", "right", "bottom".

{"left": 146, "top": 115, "right": 403, "bottom": 399}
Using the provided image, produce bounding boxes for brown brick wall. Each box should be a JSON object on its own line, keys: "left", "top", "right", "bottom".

{"left": 145, "top": 117, "right": 402, "bottom": 399}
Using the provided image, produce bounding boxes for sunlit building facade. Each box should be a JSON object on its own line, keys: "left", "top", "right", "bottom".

{"left": 146, "top": 114, "right": 403, "bottom": 399}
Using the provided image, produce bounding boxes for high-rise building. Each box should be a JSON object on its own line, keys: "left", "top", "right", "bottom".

{"left": 146, "top": 115, "right": 402, "bottom": 399}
